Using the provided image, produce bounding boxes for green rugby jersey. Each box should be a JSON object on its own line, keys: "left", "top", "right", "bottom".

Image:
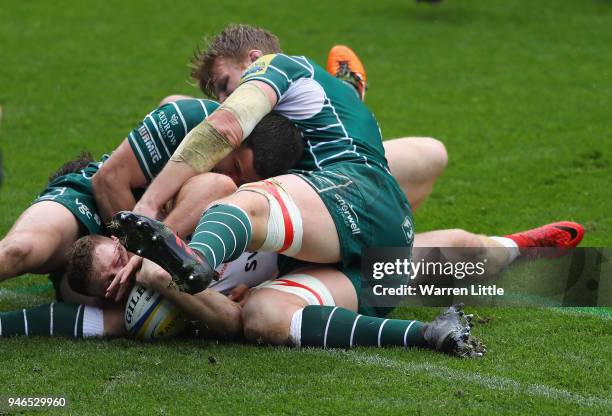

{"left": 128, "top": 98, "right": 220, "bottom": 181}
{"left": 240, "top": 54, "right": 388, "bottom": 171}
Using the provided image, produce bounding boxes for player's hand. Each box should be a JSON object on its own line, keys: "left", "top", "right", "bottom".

{"left": 106, "top": 255, "right": 142, "bottom": 301}
{"left": 228, "top": 284, "right": 252, "bottom": 306}
{"left": 135, "top": 258, "right": 172, "bottom": 292}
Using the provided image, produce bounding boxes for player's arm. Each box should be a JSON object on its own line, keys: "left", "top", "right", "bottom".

{"left": 134, "top": 80, "right": 277, "bottom": 218}
{"left": 92, "top": 139, "right": 148, "bottom": 224}
{"left": 136, "top": 259, "right": 244, "bottom": 338}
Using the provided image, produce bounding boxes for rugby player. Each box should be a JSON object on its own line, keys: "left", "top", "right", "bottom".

{"left": 116, "top": 24, "right": 587, "bottom": 356}
{"left": 0, "top": 42, "right": 447, "bottom": 293}
{"left": 0, "top": 43, "right": 451, "bottom": 339}
{"left": 160, "top": 43, "right": 448, "bottom": 212}
{"left": 0, "top": 99, "right": 303, "bottom": 300}
{"left": 0, "top": 105, "right": 303, "bottom": 338}
{"left": 111, "top": 24, "right": 485, "bottom": 356}
{"left": 0, "top": 97, "right": 445, "bottom": 339}
{"left": 0, "top": 29, "right": 584, "bottom": 348}
{"left": 0, "top": 214, "right": 583, "bottom": 340}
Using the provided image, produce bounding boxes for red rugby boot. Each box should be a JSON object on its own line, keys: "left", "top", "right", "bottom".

{"left": 505, "top": 221, "right": 584, "bottom": 258}
{"left": 327, "top": 45, "right": 367, "bottom": 101}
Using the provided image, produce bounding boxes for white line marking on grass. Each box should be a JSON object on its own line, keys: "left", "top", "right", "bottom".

{"left": 551, "top": 307, "right": 611, "bottom": 320}
{"left": 304, "top": 350, "right": 611, "bottom": 409}
{"left": 353, "top": 353, "right": 610, "bottom": 409}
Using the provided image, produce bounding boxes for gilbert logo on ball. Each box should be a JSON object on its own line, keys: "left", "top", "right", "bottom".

{"left": 124, "top": 284, "right": 187, "bottom": 340}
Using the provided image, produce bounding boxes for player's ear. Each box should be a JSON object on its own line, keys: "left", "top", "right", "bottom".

{"left": 248, "top": 49, "right": 263, "bottom": 62}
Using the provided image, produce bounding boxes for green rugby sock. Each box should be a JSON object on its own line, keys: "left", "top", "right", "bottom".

{"left": 295, "top": 306, "right": 428, "bottom": 349}
{"left": 189, "top": 204, "right": 252, "bottom": 269}
{"left": 0, "top": 303, "right": 102, "bottom": 338}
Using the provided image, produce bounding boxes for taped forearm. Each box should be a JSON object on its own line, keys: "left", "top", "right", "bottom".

{"left": 220, "top": 82, "right": 272, "bottom": 139}
{"left": 170, "top": 82, "right": 272, "bottom": 173}
{"left": 170, "top": 120, "right": 234, "bottom": 173}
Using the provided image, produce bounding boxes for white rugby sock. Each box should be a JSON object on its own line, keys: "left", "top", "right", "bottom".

{"left": 82, "top": 306, "right": 105, "bottom": 338}
{"left": 289, "top": 308, "right": 304, "bottom": 347}
{"left": 490, "top": 236, "right": 520, "bottom": 263}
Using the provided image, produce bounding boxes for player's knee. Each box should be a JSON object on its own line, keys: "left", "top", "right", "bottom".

{"left": 158, "top": 94, "right": 192, "bottom": 107}
{"left": 445, "top": 229, "right": 483, "bottom": 248}
{"left": 0, "top": 237, "right": 35, "bottom": 267}
{"left": 210, "top": 190, "right": 266, "bottom": 223}
{"left": 421, "top": 137, "right": 448, "bottom": 177}
{"left": 242, "top": 295, "right": 291, "bottom": 345}
{"left": 182, "top": 173, "right": 237, "bottom": 199}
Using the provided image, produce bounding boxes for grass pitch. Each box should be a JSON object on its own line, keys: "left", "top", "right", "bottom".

{"left": 1, "top": 1, "right": 611, "bottom": 415}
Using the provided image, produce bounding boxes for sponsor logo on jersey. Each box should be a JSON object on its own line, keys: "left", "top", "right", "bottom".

{"left": 240, "top": 54, "right": 276, "bottom": 82}
{"left": 402, "top": 216, "right": 414, "bottom": 244}
{"left": 334, "top": 193, "right": 361, "bottom": 235}
{"left": 158, "top": 111, "right": 177, "bottom": 146}
{"left": 138, "top": 125, "right": 162, "bottom": 163}
{"left": 75, "top": 198, "right": 95, "bottom": 221}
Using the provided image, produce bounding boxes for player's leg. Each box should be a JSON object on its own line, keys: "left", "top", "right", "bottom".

{"left": 414, "top": 229, "right": 512, "bottom": 276}
{"left": 412, "top": 221, "right": 585, "bottom": 278}
{"left": 162, "top": 173, "right": 237, "bottom": 238}
{"left": 220, "top": 174, "right": 341, "bottom": 263}
{"left": 0, "top": 302, "right": 125, "bottom": 338}
{"left": 240, "top": 266, "right": 483, "bottom": 356}
{"left": 241, "top": 266, "right": 357, "bottom": 345}
{"left": 384, "top": 137, "right": 448, "bottom": 210}
{"left": 0, "top": 202, "right": 80, "bottom": 281}
{"left": 110, "top": 173, "right": 341, "bottom": 292}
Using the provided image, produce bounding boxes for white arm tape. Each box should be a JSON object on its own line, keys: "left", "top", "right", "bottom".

{"left": 170, "top": 120, "right": 234, "bottom": 173}
{"left": 219, "top": 82, "right": 272, "bottom": 140}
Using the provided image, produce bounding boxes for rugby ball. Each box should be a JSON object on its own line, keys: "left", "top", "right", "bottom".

{"left": 124, "top": 284, "right": 187, "bottom": 340}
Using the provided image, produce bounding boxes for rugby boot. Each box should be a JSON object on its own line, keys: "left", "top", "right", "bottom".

{"left": 327, "top": 45, "right": 367, "bottom": 101}
{"left": 423, "top": 303, "right": 486, "bottom": 358}
{"left": 109, "top": 211, "right": 215, "bottom": 294}
{"left": 505, "top": 221, "right": 584, "bottom": 258}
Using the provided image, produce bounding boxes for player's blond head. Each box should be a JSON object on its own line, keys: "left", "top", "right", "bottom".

{"left": 191, "top": 24, "right": 281, "bottom": 98}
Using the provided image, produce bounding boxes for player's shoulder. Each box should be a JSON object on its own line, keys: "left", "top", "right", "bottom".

{"left": 152, "top": 98, "right": 219, "bottom": 125}
{"left": 160, "top": 98, "right": 219, "bottom": 115}
{"left": 241, "top": 54, "right": 314, "bottom": 82}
